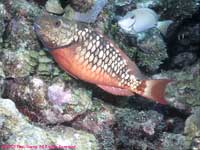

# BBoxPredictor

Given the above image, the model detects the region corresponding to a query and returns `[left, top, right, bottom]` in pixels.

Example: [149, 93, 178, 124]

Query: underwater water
[0, 0, 199, 150]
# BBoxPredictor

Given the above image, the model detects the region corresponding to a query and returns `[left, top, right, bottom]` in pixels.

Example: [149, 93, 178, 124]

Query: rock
[70, 0, 94, 13]
[72, 99, 115, 134]
[5, 16, 40, 51]
[114, 108, 164, 149]
[167, 22, 200, 58]
[0, 62, 5, 96]
[64, 0, 108, 23]
[45, 0, 64, 15]
[0, 3, 7, 44]
[136, 0, 197, 21]
[191, 136, 200, 150]
[160, 133, 190, 150]
[115, 0, 132, 7]
[36, 50, 66, 77]
[170, 52, 198, 69]
[0, 62, 5, 78]
[153, 61, 200, 109]
[72, 99, 116, 149]
[1, 50, 38, 78]
[42, 80, 93, 123]
[136, 0, 162, 8]
[184, 108, 200, 138]
[136, 28, 168, 72]
[5, 0, 42, 17]
[3, 77, 93, 124]
[0, 98, 99, 150]
[159, 0, 197, 20]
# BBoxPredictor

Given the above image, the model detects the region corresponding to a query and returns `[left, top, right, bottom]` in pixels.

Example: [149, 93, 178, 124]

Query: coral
[159, 0, 198, 20]
[0, 3, 7, 44]
[157, 61, 200, 108]
[170, 52, 198, 69]
[70, 0, 94, 13]
[191, 136, 200, 150]
[136, 28, 168, 72]
[4, 0, 42, 17]
[115, 0, 132, 7]
[0, 98, 99, 150]
[72, 99, 115, 134]
[0, 62, 5, 97]
[42, 80, 93, 123]
[136, 0, 162, 8]
[3, 77, 93, 124]
[64, 0, 108, 23]
[184, 108, 200, 138]
[45, 0, 64, 15]
[48, 83, 72, 105]
[0, 62, 5, 78]
[1, 50, 38, 78]
[5, 16, 40, 51]
[114, 108, 164, 149]
[160, 133, 190, 150]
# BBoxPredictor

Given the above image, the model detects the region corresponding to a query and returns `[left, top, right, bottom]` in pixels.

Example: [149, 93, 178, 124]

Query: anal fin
[97, 84, 134, 96]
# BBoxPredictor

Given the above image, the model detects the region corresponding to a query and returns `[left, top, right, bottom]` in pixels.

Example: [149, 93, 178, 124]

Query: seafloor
[0, 0, 199, 150]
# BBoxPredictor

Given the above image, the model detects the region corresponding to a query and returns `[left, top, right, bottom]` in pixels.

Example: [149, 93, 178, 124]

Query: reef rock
[64, 0, 108, 23]
[5, 16, 40, 51]
[5, 0, 42, 17]
[1, 50, 38, 78]
[184, 108, 200, 139]
[0, 98, 98, 150]
[0, 2, 7, 44]
[72, 99, 115, 134]
[160, 133, 190, 150]
[154, 61, 200, 109]
[45, 0, 64, 15]
[3, 77, 93, 124]
[114, 108, 164, 149]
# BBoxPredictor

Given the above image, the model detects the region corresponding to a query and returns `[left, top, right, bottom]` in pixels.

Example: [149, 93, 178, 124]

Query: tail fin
[134, 79, 172, 104]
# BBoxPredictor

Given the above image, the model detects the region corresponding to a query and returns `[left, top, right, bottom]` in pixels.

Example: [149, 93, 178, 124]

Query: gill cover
[34, 15, 76, 50]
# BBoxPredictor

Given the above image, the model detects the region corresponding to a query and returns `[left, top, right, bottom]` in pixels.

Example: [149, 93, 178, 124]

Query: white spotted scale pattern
[74, 26, 141, 90]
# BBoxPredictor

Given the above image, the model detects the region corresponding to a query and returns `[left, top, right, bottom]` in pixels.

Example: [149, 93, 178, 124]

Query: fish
[118, 8, 158, 34]
[34, 15, 171, 104]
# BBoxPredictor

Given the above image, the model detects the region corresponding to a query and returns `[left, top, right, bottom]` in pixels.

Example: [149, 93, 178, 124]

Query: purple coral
[74, 0, 108, 23]
[47, 84, 72, 105]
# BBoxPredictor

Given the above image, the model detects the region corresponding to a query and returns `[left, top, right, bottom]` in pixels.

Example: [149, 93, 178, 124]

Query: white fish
[118, 8, 159, 34]
[157, 20, 174, 36]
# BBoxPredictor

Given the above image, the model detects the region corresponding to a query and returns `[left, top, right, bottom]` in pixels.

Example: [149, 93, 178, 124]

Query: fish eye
[54, 20, 61, 27]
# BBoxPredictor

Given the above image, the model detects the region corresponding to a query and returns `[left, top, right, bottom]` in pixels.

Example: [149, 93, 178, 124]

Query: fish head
[34, 15, 76, 50]
[118, 12, 136, 34]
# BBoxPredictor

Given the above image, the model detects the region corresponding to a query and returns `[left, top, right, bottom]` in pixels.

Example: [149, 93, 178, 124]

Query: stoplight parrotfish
[34, 15, 171, 104]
